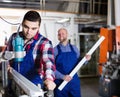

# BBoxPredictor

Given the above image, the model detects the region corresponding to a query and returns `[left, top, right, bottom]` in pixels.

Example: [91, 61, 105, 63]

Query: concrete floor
[81, 77, 101, 97]
[0, 76, 102, 97]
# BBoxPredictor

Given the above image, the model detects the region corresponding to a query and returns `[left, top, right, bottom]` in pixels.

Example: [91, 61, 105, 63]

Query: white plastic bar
[114, 0, 120, 26]
[58, 36, 105, 91]
[10, 68, 44, 97]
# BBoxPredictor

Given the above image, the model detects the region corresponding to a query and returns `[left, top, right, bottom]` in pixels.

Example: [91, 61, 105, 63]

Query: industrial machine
[0, 26, 53, 97]
[0, 35, 44, 97]
[99, 27, 120, 97]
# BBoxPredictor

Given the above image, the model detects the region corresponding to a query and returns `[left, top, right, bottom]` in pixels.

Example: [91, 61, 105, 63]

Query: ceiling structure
[0, 0, 80, 13]
[0, 0, 108, 14]
[0, 0, 108, 25]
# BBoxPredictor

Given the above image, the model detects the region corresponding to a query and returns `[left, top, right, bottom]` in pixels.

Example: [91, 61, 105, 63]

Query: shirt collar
[59, 42, 69, 47]
[19, 31, 41, 41]
[33, 32, 41, 41]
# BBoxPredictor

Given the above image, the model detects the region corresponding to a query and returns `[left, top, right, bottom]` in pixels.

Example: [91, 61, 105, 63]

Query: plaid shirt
[7, 32, 56, 81]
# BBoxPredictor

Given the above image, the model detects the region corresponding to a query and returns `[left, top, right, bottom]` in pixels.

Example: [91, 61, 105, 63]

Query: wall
[0, 8, 78, 47]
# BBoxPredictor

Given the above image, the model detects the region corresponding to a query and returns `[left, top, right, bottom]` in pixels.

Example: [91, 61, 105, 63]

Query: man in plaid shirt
[6, 10, 56, 93]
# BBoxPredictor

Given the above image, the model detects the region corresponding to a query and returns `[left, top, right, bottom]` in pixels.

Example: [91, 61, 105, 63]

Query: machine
[99, 27, 120, 97]
[0, 26, 53, 97]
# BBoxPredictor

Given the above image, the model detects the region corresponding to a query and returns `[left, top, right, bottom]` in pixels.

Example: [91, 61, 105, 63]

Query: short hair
[22, 10, 41, 26]
[58, 28, 68, 34]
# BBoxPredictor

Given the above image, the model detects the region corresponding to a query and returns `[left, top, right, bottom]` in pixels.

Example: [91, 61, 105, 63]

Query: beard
[59, 37, 67, 43]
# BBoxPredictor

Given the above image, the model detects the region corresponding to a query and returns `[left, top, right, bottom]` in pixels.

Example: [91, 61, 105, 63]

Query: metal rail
[10, 68, 44, 97]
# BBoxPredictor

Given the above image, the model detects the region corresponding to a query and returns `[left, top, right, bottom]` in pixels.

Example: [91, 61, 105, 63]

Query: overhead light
[56, 18, 70, 23]
[2, 0, 12, 3]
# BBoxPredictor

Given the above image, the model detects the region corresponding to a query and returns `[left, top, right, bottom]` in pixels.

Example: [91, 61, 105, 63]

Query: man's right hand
[63, 75, 72, 82]
[44, 79, 56, 90]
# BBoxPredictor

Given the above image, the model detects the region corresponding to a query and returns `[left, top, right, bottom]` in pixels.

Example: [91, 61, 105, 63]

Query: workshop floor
[0, 76, 102, 97]
[81, 77, 101, 97]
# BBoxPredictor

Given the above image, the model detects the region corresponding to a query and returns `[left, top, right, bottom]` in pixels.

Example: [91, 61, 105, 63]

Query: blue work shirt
[54, 43, 80, 79]
[54, 43, 80, 58]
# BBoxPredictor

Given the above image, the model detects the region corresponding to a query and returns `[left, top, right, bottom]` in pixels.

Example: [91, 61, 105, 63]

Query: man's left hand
[44, 79, 56, 90]
[85, 54, 91, 61]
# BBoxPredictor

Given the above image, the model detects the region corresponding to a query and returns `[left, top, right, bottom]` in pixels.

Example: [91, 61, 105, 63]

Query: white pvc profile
[10, 68, 44, 97]
[58, 36, 105, 91]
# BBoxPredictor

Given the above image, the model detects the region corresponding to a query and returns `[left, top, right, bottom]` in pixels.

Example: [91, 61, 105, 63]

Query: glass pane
[78, 33, 99, 77]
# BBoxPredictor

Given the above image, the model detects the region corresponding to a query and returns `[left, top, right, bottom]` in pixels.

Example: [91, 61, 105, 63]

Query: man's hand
[85, 54, 91, 61]
[44, 79, 56, 90]
[7, 64, 12, 72]
[63, 75, 72, 82]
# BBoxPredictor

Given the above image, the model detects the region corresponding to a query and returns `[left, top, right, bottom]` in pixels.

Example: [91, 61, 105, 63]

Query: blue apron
[54, 45, 81, 97]
[12, 38, 43, 87]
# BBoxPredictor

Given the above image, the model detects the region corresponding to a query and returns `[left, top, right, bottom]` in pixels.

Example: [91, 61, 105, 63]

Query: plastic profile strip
[58, 36, 105, 91]
[10, 68, 44, 97]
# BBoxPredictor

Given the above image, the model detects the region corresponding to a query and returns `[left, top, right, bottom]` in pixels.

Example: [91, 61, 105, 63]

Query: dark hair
[22, 10, 41, 26]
